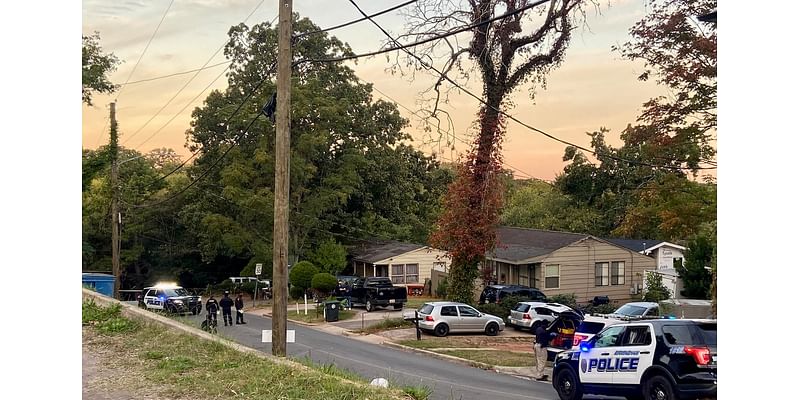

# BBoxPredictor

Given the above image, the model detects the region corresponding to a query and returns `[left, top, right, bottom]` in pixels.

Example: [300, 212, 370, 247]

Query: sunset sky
[82, 0, 677, 182]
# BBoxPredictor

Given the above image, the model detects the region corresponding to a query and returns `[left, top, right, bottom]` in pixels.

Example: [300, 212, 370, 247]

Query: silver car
[507, 301, 572, 331]
[414, 301, 505, 337]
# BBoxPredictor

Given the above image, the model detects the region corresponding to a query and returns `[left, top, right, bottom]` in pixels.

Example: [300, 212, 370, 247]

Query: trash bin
[324, 300, 339, 322]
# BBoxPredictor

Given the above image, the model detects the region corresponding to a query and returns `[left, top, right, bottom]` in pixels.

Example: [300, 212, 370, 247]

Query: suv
[479, 285, 547, 304]
[545, 314, 627, 361]
[507, 302, 572, 331]
[608, 301, 661, 319]
[552, 319, 717, 400]
[138, 284, 202, 315]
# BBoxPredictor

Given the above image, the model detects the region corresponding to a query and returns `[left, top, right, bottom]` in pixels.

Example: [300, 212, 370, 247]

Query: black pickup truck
[350, 277, 407, 311]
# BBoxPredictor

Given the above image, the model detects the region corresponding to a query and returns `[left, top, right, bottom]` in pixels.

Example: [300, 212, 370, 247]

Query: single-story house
[483, 227, 657, 304]
[608, 239, 688, 299]
[350, 241, 450, 289]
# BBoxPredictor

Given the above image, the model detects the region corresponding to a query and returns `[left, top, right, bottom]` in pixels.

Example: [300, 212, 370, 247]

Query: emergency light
[580, 341, 592, 352]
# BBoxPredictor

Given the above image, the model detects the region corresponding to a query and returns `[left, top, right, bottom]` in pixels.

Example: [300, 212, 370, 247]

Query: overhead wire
[344, 0, 715, 171]
[294, 0, 417, 39]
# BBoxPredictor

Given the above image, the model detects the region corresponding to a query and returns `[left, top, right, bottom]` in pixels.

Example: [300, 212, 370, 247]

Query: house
[350, 241, 450, 290]
[483, 227, 657, 304]
[608, 239, 688, 299]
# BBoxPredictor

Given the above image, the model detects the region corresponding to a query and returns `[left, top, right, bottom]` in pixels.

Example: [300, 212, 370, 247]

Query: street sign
[255, 263, 263, 276]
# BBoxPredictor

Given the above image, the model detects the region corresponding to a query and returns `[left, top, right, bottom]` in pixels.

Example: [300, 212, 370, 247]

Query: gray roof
[490, 227, 587, 263]
[606, 239, 663, 253]
[351, 241, 426, 264]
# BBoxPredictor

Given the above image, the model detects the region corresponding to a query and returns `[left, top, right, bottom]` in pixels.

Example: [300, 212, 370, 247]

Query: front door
[579, 325, 625, 385]
[144, 289, 164, 310]
[613, 324, 656, 385]
[457, 305, 482, 331]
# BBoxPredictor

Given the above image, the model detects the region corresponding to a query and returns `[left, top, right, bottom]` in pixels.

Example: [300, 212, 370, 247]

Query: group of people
[204, 291, 247, 328]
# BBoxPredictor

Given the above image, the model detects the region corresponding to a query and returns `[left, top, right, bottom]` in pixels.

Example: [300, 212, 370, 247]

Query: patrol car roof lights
[579, 340, 592, 352]
[153, 282, 179, 289]
[684, 346, 712, 365]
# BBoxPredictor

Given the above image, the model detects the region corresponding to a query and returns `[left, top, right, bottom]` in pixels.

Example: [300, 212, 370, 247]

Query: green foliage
[82, 300, 138, 334]
[289, 261, 319, 292]
[643, 272, 672, 302]
[82, 32, 119, 105]
[585, 303, 617, 314]
[309, 239, 347, 276]
[311, 272, 338, 296]
[289, 285, 305, 300]
[435, 278, 448, 298]
[477, 295, 525, 319]
[444, 260, 480, 304]
[502, 180, 603, 236]
[678, 234, 714, 299]
[402, 385, 433, 400]
[547, 293, 578, 309]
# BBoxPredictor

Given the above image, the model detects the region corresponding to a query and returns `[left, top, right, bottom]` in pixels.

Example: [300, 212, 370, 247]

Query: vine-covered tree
[82, 32, 120, 106]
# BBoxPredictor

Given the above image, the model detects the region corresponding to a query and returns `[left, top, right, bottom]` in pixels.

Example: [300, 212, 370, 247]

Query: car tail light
[572, 334, 588, 346]
[684, 346, 712, 365]
[523, 314, 532, 320]
[425, 315, 434, 322]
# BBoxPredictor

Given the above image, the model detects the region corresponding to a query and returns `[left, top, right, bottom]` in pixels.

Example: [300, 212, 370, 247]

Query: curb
[382, 341, 494, 370]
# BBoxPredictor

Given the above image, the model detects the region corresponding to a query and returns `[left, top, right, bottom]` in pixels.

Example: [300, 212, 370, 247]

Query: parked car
[608, 301, 661, 319]
[552, 319, 717, 400]
[349, 277, 408, 311]
[137, 283, 202, 315]
[507, 302, 573, 331]
[415, 301, 505, 337]
[479, 284, 547, 304]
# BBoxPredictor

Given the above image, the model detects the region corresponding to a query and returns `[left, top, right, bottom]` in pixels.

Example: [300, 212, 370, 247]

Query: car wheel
[167, 305, 177, 314]
[365, 299, 374, 312]
[644, 375, 676, 400]
[434, 323, 449, 337]
[485, 322, 499, 336]
[554, 368, 583, 400]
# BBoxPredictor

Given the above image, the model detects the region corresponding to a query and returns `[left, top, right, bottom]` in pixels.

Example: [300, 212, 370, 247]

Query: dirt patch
[445, 336, 533, 353]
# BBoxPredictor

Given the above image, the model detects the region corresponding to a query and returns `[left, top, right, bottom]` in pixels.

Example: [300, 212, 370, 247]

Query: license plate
[389, 299, 395, 304]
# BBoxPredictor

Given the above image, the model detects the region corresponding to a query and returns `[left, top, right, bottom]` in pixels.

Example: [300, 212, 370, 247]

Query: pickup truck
[350, 277, 407, 311]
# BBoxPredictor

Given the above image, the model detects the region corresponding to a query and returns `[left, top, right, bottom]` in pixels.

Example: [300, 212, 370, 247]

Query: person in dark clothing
[235, 293, 246, 324]
[205, 295, 219, 329]
[533, 324, 553, 381]
[219, 291, 234, 326]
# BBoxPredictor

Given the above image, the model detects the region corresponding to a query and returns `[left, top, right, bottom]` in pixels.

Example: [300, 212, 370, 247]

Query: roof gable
[351, 241, 426, 264]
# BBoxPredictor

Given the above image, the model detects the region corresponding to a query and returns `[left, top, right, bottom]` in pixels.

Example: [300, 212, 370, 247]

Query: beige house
[350, 241, 450, 290]
[484, 227, 656, 304]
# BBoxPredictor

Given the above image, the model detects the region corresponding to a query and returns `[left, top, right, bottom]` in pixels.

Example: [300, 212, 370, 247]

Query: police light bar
[579, 341, 592, 352]
[153, 282, 179, 289]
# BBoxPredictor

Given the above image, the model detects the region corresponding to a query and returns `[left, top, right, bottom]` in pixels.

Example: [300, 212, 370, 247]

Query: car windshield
[163, 288, 189, 297]
[418, 304, 434, 314]
[614, 304, 647, 316]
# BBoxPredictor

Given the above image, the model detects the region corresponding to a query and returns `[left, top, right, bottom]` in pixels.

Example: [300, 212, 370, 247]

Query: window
[545, 264, 560, 289]
[513, 303, 530, 312]
[595, 262, 609, 286]
[594, 325, 625, 348]
[458, 306, 479, 317]
[440, 306, 458, 316]
[391, 264, 405, 284]
[661, 325, 694, 345]
[534, 307, 553, 316]
[611, 261, 625, 285]
[622, 326, 652, 346]
[405, 264, 419, 283]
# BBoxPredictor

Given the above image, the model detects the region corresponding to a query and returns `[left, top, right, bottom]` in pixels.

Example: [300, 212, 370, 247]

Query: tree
[502, 179, 603, 235]
[398, 1, 590, 303]
[678, 233, 713, 299]
[82, 32, 120, 106]
[289, 261, 320, 294]
[643, 271, 671, 302]
[311, 272, 338, 298]
[309, 239, 347, 276]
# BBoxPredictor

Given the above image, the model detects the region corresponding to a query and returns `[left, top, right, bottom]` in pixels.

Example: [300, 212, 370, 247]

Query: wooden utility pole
[110, 102, 121, 299]
[272, 0, 292, 357]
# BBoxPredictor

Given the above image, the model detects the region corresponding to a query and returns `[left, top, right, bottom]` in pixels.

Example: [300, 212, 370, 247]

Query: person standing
[533, 324, 552, 381]
[235, 293, 246, 324]
[205, 294, 219, 329]
[219, 291, 234, 326]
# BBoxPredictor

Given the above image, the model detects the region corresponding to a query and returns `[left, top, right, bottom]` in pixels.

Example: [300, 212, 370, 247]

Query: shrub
[435, 278, 448, 298]
[584, 303, 617, 315]
[547, 293, 578, 309]
[643, 271, 672, 302]
[289, 261, 320, 292]
[289, 285, 305, 300]
[309, 239, 347, 276]
[476, 303, 506, 318]
[311, 273, 338, 295]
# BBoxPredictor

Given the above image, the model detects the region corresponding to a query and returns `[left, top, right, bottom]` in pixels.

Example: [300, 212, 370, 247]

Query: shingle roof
[490, 227, 587, 263]
[606, 238, 663, 253]
[351, 241, 426, 264]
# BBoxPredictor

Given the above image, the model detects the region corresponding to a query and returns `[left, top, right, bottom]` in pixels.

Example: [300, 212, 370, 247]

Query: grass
[404, 296, 440, 311]
[437, 350, 534, 367]
[396, 337, 471, 350]
[355, 317, 414, 334]
[82, 299, 411, 400]
[288, 308, 356, 323]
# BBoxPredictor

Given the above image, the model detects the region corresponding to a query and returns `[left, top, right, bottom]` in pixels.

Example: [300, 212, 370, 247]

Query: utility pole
[272, 0, 292, 357]
[110, 102, 121, 299]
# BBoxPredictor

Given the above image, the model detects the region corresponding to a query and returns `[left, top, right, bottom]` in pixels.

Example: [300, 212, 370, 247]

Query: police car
[551, 319, 716, 400]
[137, 283, 202, 315]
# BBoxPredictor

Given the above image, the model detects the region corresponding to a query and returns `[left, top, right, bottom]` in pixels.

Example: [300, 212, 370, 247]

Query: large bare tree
[391, 0, 591, 302]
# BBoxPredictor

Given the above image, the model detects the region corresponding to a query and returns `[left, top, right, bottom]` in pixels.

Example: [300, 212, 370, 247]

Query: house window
[545, 264, 560, 289]
[611, 261, 625, 285]
[405, 264, 419, 283]
[391, 264, 405, 284]
[595, 262, 609, 286]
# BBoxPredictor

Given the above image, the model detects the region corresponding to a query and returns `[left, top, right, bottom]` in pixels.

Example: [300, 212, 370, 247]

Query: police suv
[137, 283, 202, 315]
[551, 319, 716, 400]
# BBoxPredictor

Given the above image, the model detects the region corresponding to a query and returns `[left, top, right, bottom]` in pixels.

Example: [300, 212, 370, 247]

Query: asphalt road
[172, 310, 585, 400]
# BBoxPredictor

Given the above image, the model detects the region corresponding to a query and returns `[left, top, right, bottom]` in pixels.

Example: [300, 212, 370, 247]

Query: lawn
[82, 299, 419, 400]
[437, 350, 534, 367]
[404, 296, 441, 310]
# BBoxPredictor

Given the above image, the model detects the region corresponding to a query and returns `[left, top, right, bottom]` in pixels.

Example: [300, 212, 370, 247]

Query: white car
[546, 314, 627, 361]
[507, 302, 573, 331]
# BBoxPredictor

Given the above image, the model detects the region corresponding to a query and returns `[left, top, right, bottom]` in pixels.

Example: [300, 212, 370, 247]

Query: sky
[81, 0, 675, 182]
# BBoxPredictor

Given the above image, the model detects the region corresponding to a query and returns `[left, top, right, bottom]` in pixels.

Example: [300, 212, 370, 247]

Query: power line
[121, 61, 231, 86]
[116, 0, 176, 100]
[294, 0, 417, 39]
[123, 1, 270, 146]
[347, 0, 715, 172]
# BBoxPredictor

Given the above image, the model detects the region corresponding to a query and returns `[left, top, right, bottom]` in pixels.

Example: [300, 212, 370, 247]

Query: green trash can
[324, 300, 339, 322]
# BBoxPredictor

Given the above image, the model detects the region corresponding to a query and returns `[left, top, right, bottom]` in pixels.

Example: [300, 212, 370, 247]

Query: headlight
[172, 299, 184, 304]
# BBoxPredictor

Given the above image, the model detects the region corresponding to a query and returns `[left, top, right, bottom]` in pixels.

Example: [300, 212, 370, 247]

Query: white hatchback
[507, 302, 573, 331]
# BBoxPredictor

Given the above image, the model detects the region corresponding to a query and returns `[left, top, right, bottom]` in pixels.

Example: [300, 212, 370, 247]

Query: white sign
[262, 330, 295, 343]
[255, 263, 263, 275]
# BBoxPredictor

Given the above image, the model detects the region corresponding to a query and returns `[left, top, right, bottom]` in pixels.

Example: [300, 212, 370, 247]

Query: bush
[289, 285, 305, 300]
[309, 239, 347, 276]
[435, 278, 448, 298]
[289, 261, 320, 292]
[643, 271, 672, 302]
[476, 295, 526, 319]
[311, 273, 338, 294]
[584, 303, 617, 315]
[547, 293, 578, 309]
[476, 303, 506, 318]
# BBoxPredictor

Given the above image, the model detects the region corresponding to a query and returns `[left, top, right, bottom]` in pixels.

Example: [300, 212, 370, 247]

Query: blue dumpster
[82, 273, 115, 297]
